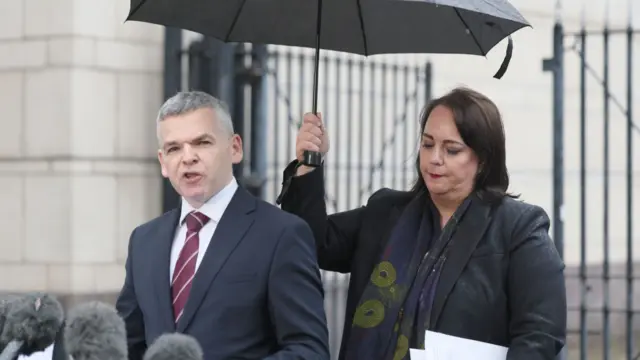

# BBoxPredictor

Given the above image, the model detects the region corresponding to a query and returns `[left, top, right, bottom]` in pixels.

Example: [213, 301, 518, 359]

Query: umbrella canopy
[128, 0, 528, 59]
[128, 0, 530, 166]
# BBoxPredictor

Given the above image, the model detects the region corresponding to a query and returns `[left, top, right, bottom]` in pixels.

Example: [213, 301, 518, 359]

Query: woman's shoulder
[490, 197, 553, 249]
[493, 197, 550, 225]
[365, 187, 414, 208]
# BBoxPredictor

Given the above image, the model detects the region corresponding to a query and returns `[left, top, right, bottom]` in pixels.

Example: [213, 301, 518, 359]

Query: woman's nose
[429, 148, 443, 165]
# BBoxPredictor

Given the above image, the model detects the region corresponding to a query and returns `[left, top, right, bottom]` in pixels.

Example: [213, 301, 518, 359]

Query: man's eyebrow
[192, 134, 214, 141]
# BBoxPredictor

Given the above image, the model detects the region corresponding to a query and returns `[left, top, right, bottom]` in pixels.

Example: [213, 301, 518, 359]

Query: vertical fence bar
[162, 28, 183, 212]
[232, 45, 247, 179]
[413, 65, 421, 180]
[335, 56, 341, 210]
[249, 45, 268, 198]
[602, 21, 611, 360]
[298, 52, 306, 137]
[542, 22, 565, 359]
[346, 58, 354, 209]
[380, 63, 387, 187]
[625, 21, 634, 360]
[332, 55, 341, 356]
[357, 59, 365, 204]
[368, 63, 376, 193]
[425, 62, 433, 104]
[285, 50, 293, 169]
[578, 25, 588, 360]
[272, 51, 280, 198]
[322, 55, 330, 193]
[542, 23, 566, 260]
[402, 65, 410, 188]
[391, 64, 399, 189]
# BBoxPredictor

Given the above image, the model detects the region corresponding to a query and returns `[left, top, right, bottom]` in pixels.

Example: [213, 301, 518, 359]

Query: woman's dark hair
[410, 86, 517, 202]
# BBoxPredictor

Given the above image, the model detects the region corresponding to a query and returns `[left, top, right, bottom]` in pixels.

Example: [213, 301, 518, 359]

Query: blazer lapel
[176, 187, 257, 332]
[151, 208, 180, 332]
[430, 198, 492, 328]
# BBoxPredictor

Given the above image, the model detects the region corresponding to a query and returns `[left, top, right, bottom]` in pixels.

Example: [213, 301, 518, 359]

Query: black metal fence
[263, 46, 433, 356]
[162, 30, 433, 359]
[543, 19, 639, 360]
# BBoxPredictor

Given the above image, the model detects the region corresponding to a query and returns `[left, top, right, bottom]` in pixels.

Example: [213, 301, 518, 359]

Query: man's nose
[181, 145, 198, 163]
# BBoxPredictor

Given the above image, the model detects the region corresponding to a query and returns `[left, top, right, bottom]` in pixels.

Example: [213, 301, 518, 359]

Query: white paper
[409, 331, 507, 360]
[18, 345, 53, 360]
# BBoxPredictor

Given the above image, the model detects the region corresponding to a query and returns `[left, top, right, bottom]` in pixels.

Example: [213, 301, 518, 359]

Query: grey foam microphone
[143, 333, 203, 360]
[64, 301, 127, 360]
[0, 293, 64, 360]
[0, 296, 18, 352]
[0, 296, 17, 340]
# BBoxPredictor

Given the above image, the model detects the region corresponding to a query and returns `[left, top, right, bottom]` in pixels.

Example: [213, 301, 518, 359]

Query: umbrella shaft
[312, 0, 323, 115]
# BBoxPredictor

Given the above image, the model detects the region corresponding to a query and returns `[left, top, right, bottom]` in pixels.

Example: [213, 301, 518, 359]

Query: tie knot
[185, 211, 209, 232]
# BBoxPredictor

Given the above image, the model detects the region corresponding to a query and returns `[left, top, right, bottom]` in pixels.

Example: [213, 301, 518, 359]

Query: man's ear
[158, 149, 169, 178]
[230, 134, 244, 164]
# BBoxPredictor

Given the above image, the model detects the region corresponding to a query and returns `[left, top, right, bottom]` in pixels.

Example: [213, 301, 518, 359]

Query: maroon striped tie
[171, 211, 209, 323]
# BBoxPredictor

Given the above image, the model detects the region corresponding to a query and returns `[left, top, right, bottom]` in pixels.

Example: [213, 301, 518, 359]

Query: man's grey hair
[156, 91, 234, 143]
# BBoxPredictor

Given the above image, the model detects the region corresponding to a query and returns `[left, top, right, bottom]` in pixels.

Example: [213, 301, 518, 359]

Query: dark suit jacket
[51, 322, 67, 360]
[278, 163, 567, 360]
[116, 186, 330, 360]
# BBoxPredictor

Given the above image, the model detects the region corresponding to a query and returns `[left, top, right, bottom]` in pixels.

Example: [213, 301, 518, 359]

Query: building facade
[0, 0, 638, 357]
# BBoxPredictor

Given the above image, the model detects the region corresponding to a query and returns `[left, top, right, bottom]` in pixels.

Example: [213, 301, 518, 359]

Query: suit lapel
[430, 198, 492, 328]
[176, 187, 257, 332]
[151, 208, 180, 332]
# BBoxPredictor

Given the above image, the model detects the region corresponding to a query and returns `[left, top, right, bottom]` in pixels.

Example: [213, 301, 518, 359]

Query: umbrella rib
[356, 0, 369, 56]
[454, 9, 486, 57]
[224, 0, 248, 42]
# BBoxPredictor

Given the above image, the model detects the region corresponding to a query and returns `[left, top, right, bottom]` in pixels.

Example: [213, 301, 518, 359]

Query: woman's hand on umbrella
[296, 112, 330, 175]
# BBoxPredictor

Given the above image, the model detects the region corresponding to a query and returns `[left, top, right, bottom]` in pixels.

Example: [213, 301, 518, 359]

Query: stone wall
[0, 0, 163, 298]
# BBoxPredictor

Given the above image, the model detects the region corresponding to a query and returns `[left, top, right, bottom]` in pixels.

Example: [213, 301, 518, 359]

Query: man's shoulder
[130, 208, 179, 238]
[253, 197, 307, 229]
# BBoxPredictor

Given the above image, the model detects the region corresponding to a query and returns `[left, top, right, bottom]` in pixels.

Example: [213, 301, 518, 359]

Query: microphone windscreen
[0, 292, 64, 355]
[64, 301, 127, 360]
[143, 333, 203, 360]
[0, 296, 17, 340]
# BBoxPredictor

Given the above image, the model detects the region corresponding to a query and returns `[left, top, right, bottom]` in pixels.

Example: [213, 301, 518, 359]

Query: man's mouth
[183, 172, 202, 180]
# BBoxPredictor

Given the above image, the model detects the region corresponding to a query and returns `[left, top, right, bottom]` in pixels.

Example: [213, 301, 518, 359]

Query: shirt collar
[179, 177, 239, 225]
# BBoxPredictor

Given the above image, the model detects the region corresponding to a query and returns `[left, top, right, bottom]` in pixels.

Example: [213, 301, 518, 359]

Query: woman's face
[420, 105, 479, 202]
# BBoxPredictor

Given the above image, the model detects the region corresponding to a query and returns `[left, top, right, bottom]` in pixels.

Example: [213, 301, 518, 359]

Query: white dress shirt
[18, 345, 53, 360]
[169, 177, 238, 282]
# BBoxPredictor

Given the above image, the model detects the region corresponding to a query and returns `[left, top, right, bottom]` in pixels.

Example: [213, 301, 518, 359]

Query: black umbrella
[127, 0, 530, 166]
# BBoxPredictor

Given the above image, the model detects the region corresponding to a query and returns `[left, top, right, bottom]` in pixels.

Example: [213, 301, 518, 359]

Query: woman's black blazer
[278, 162, 567, 360]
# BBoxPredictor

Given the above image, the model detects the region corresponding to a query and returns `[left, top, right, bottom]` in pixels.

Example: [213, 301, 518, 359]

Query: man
[115, 91, 329, 360]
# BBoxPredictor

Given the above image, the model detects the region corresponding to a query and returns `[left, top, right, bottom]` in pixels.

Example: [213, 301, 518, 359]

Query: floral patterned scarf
[344, 192, 471, 360]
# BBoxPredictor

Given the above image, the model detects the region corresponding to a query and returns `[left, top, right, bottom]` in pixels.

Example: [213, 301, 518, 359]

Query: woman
[277, 86, 566, 360]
